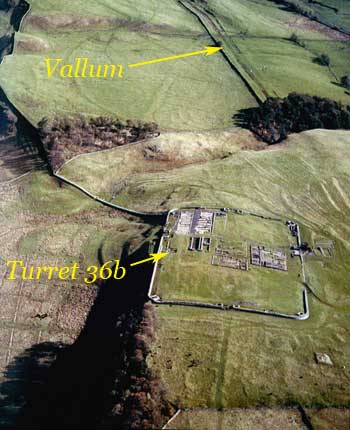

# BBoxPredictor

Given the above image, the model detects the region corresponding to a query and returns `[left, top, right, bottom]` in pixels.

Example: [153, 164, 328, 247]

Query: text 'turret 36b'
[6, 260, 126, 284]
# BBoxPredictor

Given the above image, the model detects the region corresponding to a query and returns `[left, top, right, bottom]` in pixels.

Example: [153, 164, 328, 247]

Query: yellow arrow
[128, 46, 223, 69]
[130, 252, 168, 267]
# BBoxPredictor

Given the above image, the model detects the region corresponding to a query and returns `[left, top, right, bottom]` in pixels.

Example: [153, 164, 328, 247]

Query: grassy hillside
[0, 170, 160, 426]
[1, 0, 350, 131]
[167, 407, 350, 429]
[182, 0, 350, 103]
[0, 0, 257, 130]
[58, 128, 263, 195]
[59, 128, 350, 408]
[1, 0, 349, 424]
[273, 0, 350, 34]
[59, 129, 350, 313]
[151, 293, 349, 408]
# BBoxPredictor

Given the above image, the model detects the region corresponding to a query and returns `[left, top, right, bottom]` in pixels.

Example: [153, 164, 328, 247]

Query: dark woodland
[38, 116, 159, 171]
[238, 93, 350, 144]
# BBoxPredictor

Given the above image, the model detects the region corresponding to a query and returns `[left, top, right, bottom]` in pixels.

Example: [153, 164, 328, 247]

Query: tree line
[38, 116, 159, 171]
[246, 93, 350, 143]
[120, 303, 174, 429]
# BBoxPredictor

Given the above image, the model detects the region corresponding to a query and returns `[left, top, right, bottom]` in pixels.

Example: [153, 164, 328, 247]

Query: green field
[0, 0, 257, 130]
[60, 129, 350, 409]
[1, 0, 350, 132]
[60, 129, 350, 313]
[1, 170, 157, 266]
[58, 127, 263, 197]
[180, 0, 350, 103]
[166, 407, 350, 429]
[283, 0, 350, 33]
[1, 0, 350, 425]
[0, 170, 159, 426]
[149, 303, 349, 408]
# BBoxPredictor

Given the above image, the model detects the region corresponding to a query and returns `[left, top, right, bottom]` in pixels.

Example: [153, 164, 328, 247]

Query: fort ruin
[149, 207, 311, 320]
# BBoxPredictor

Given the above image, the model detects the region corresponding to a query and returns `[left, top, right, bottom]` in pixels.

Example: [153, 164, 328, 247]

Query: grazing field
[1, 0, 350, 132]
[166, 407, 350, 430]
[58, 128, 264, 197]
[0, 0, 257, 130]
[0, 172, 156, 427]
[1, 171, 155, 266]
[180, 0, 350, 103]
[150, 302, 349, 408]
[61, 129, 350, 409]
[61, 129, 350, 221]
[276, 0, 350, 34]
[1, 0, 350, 426]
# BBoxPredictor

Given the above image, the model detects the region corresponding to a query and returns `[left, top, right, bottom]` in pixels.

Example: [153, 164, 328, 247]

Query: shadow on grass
[330, 81, 349, 95]
[0, 238, 161, 429]
[265, 1, 300, 13]
[232, 107, 257, 129]
[0, 342, 66, 429]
